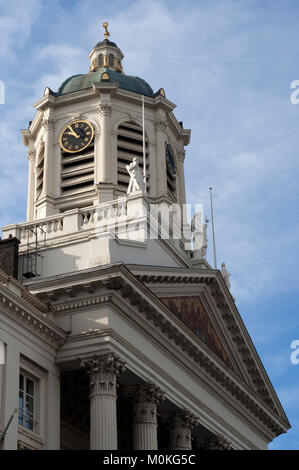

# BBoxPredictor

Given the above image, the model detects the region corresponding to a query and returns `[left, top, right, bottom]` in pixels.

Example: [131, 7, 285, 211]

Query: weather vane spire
[102, 22, 110, 40]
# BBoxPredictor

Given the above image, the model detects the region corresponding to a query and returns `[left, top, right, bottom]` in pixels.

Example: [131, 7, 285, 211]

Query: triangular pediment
[127, 264, 290, 424]
[161, 296, 236, 372]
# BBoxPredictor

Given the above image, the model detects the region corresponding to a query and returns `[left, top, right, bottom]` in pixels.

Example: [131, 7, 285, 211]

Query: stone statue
[191, 214, 209, 260]
[201, 216, 209, 258]
[126, 157, 145, 194]
[221, 262, 231, 290]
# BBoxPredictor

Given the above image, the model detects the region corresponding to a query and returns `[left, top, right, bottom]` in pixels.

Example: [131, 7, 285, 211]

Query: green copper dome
[57, 68, 154, 98]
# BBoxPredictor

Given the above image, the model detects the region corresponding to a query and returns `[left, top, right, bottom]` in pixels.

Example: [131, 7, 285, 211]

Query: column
[133, 383, 164, 450]
[168, 411, 198, 450]
[98, 103, 112, 183]
[205, 435, 232, 450]
[37, 115, 56, 217]
[42, 116, 55, 197]
[155, 119, 168, 197]
[96, 103, 115, 203]
[176, 150, 186, 209]
[26, 147, 36, 222]
[81, 353, 125, 450]
[46, 367, 61, 450]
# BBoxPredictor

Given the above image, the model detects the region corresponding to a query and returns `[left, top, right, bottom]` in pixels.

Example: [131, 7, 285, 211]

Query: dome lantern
[89, 22, 124, 74]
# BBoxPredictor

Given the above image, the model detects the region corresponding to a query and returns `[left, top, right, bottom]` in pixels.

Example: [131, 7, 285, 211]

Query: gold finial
[102, 22, 110, 40]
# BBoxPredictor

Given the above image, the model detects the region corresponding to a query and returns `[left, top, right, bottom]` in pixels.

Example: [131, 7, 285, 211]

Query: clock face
[166, 143, 177, 176]
[59, 120, 94, 153]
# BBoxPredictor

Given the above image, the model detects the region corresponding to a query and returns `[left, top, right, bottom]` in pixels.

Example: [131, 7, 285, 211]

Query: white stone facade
[0, 30, 290, 450]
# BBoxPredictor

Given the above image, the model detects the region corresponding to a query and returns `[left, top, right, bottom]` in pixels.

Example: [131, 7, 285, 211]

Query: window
[98, 54, 104, 66]
[18, 372, 38, 432]
[109, 54, 114, 66]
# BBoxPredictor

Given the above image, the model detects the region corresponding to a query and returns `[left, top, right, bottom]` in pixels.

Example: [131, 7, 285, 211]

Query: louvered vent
[61, 143, 94, 196]
[117, 122, 149, 194]
[36, 144, 44, 200]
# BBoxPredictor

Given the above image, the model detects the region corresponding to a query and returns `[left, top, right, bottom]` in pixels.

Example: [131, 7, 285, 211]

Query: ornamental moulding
[45, 273, 285, 435]
[42, 117, 55, 130]
[135, 272, 275, 410]
[154, 119, 167, 131]
[0, 290, 65, 347]
[99, 103, 112, 116]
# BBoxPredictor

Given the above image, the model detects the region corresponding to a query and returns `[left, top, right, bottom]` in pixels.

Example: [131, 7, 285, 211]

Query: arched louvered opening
[117, 121, 150, 194]
[98, 54, 104, 67]
[61, 141, 95, 197]
[109, 54, 114, 67]
[36, 144, 44, 200]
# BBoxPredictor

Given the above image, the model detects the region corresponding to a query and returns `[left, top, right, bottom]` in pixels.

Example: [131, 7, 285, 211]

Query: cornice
[168, 112, 191, 146]
[0, 282, 66, 348]
[28, 263, 289, 436]
[57, 304, 268, 447]
[131, 269, 284, 415]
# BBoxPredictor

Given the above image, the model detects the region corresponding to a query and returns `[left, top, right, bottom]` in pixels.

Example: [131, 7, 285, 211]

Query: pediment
[128, 264, 290, 423]
[161, 296, 235, 372]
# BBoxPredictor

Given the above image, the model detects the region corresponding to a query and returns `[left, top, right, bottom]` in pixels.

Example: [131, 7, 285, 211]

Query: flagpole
[142, 95, 147, 193]
[209, 187, 217, 269]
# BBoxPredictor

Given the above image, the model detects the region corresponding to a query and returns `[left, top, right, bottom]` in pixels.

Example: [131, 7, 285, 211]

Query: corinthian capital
[176, 150, 185, 163]
[174, 410, 199, 429]
[204, 435, 232, 450]
[132, 383, 165, 425]
[27, 148, 36, 162]
[99, 103, 112, 117]
[136, 383, 165, 404]
[80, 352, 126, 396]
[154, 119, 167, 131]
[43, 117, 55, 130]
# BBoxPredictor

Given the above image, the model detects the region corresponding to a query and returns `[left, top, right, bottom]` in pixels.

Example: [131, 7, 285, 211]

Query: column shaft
[90, 393, 117, 450]
[81, 353, 125, 450]
[155, 119, 168, 197]
[97, 103, 112, 182]
[177, 150, 186, 210]
[42, 116, 55, 197]
[26, 149, 36, 221]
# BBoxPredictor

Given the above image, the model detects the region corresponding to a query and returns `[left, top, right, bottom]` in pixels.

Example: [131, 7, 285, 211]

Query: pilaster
[26, 147, 36, 222]
[155, 118, 168, 197]
[176, 149, 186, 211]
[39, 115, 56, 217]
[97, 102, 112, 184]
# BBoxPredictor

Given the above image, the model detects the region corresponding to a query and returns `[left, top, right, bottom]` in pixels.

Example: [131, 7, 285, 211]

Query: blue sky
[0, 0, 298, 449]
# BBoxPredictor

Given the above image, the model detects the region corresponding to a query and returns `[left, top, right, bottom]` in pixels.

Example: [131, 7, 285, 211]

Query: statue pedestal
[126, 192, 149, 242]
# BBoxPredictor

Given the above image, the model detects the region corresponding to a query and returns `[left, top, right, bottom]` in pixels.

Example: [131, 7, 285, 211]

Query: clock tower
[0, 24, 290, 451]
[22, 23, 190, 222]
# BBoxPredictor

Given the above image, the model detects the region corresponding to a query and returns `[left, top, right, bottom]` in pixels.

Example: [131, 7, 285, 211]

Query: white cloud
[0, 0, 42, 61]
